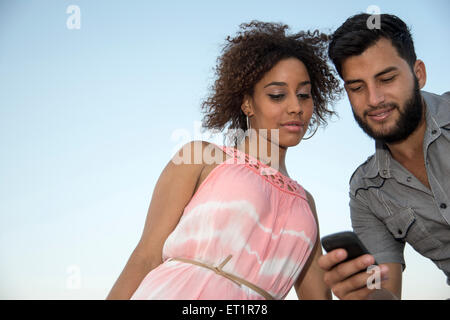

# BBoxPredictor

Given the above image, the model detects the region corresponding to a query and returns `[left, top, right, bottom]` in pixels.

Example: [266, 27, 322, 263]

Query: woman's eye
[297, 93, 311, 99]
[268, 94, 285, 101]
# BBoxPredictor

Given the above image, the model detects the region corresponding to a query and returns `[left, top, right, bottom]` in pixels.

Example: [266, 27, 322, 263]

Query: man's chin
[359, 120, 397, 141]
[368, 125, 396, 139]
[364, 126, 410, 144]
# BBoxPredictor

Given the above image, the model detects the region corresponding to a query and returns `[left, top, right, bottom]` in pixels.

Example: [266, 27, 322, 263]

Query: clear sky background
[0, 0, 449, 299]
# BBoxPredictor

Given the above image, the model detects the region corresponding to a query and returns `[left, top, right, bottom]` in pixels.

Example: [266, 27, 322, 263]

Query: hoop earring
[302, 119, 319, 140]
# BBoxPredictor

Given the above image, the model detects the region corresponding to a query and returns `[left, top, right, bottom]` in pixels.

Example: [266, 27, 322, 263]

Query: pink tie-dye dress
[131, 143, 317, 300]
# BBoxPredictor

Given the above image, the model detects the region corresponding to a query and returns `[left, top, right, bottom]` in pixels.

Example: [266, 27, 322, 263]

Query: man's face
[341, 38, 424, 143]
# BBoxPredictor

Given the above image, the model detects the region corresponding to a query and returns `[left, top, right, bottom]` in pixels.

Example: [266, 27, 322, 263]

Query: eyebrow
[344, 66, 399, 85]
[263, 81, 311, 88]
[374, 66, 398, 78]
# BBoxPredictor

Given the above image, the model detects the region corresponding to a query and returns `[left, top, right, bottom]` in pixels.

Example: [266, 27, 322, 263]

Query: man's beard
[352, 79, 424, 144]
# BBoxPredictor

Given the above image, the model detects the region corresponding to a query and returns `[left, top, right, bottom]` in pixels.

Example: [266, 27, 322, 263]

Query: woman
[107, 21, 341, 300]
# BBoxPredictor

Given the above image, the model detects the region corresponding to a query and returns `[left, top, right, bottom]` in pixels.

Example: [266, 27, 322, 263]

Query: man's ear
[413, 59, 427, 89]
[241, 95, 254, 117]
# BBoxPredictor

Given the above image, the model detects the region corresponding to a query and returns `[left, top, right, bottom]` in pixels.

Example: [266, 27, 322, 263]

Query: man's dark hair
[328, 13, 417, 78]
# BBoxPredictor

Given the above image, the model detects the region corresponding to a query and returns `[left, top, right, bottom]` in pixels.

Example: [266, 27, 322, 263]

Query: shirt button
[431, 130, 437, 134]
[440, 203, 447, 209]
[382, 170, 388, 175]
[406, 177, 412, 182]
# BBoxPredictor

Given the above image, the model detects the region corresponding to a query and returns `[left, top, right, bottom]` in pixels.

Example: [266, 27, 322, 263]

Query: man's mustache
[363, 103, 399, 117]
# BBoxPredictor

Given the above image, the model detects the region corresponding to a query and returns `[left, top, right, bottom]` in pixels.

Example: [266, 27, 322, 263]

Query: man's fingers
[318, 249, 347, 271]
[330, 254, 375, 282]
[322, 253, 376, 291]
[342, 277, 392, 300]
[318, 250, 392, 300]
[332, 266, 376, 298]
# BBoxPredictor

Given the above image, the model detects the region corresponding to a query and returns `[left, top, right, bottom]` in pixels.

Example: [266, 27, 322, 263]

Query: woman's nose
[287, 94, 302, 114]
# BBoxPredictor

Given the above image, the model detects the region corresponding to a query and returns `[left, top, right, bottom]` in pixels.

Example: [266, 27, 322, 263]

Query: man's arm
[349, 191, 403, 298]
[317, 191, 403, 299]
[368, 263, 402, 299]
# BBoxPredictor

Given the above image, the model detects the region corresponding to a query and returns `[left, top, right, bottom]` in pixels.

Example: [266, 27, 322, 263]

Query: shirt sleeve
[349, 191, 406, 271]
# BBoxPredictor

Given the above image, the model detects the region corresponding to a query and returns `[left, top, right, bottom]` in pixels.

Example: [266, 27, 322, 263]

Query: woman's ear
[241, 95, 254, 117]
[414, 59, 427, 89]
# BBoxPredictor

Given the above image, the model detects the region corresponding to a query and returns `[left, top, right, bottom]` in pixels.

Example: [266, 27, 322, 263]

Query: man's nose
[367, 85, 385, 107]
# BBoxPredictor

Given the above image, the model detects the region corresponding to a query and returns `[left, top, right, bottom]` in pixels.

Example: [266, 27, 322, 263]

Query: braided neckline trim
[223, 145, 305, 198]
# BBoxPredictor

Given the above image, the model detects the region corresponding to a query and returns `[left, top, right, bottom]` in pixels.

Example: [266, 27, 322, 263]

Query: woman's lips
[281, 124, 304, 132]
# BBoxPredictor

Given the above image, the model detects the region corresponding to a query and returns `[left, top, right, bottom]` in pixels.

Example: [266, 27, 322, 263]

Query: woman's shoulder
[303, 188, 318, 218]
[303, 188, 314, 203]
[172, 140, 229, 167]
[173, 141, 232, 197]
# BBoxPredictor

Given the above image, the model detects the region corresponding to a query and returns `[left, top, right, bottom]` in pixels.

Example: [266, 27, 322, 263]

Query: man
[318, 13, 450, 299]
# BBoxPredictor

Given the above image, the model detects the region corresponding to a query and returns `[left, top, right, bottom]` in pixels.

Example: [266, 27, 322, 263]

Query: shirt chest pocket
[383, 206, 441, 254]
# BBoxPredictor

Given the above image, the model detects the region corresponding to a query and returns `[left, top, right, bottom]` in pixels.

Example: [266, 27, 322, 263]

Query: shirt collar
[363, 141, 390, 179]
[422, 90, 450, 128]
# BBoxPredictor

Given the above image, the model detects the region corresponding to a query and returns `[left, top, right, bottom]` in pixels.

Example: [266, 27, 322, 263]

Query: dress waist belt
[167, 254, 274, 300]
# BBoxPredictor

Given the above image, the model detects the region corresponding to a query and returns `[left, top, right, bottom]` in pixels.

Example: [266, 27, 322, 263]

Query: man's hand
[318, 248, 391, 300]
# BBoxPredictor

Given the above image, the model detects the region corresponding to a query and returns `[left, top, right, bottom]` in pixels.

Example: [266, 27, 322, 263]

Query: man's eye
[349, 86, 362, 92]
[381, 76, 395, 83]
[268, 94, 285, 100]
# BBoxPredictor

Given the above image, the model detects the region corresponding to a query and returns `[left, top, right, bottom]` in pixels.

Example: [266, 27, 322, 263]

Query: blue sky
[0, 0, 449, 299]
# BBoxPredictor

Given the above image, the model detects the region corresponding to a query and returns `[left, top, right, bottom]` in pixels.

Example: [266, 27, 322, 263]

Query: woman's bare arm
[294, 190, 332, 300]
[106, 141, 209, 299]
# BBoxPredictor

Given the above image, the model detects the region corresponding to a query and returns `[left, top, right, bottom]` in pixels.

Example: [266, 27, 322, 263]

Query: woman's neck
[235, 132, 288, 176]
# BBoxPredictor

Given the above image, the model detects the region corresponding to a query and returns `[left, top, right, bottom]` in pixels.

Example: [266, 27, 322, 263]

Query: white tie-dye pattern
[163, 199, 313, 279]
[165, 200, 313, 248]
[259, 256, 303, 277]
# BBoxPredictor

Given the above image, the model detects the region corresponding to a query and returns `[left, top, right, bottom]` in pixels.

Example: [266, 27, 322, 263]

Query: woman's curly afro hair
[201, 21, 342, 145]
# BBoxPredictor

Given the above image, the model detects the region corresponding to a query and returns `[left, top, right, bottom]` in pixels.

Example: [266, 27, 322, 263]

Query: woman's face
[244, 57, 314, 148]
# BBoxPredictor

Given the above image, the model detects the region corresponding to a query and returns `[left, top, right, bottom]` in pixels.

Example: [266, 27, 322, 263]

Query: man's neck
[384, 112, 431, 190]
[385, 116, 427, 162]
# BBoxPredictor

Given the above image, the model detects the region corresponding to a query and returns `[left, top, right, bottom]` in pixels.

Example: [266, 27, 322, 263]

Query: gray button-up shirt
[349, 90, 450, 284]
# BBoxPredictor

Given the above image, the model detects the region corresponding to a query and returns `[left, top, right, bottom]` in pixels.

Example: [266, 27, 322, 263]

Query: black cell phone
[321, 231, 377, 265]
